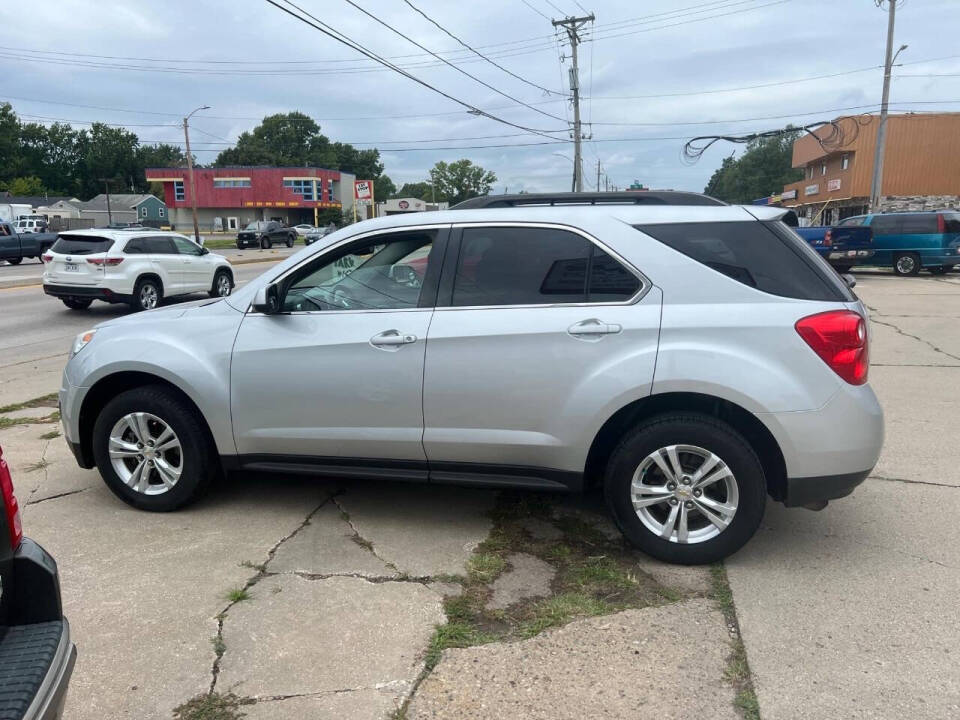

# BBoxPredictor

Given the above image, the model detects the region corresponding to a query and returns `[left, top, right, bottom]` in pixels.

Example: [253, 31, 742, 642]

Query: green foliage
[704, 129, 803, 203]
[429, 159, 496, 205]
[374, 174, 396, 201]
[0, 176, 46, 195]
[396, 181, 435, 202]
[225, 587, 250, 603]
[172, 692, 252, 720]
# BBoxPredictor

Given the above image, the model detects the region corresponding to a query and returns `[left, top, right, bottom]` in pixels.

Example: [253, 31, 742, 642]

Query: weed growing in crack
[25, 459, 50, 473]
[210, 635, 225, 658]
[467, 552, 506, 583]
[172, 692, 253, 720]
[238, 560, 265, 573]
[351, 534, 374, 551]
[39, 430, 61, 440]
[710, 563, 760, 720]
[225, 587, 250, 603]
[0, 393, 58, 415]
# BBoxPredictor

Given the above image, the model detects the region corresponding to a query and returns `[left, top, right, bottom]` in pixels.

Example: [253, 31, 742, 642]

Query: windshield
[245, 221, 267, 230]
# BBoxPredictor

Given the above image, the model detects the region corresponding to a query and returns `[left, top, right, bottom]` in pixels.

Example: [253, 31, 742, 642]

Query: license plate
[64, 262, 79, 272]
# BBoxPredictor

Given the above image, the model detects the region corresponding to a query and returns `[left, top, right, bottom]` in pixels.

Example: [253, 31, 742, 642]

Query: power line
[262, 0, 569, 140]
[520, 0, 551, 21]
[401, 0, 563, 96]
[339, 0, 567, 124]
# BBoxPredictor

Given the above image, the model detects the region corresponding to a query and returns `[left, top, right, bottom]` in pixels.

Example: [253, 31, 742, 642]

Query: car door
[144, 236, 184, 295]
[866, 214, 901, 265]
[422, 223, 662, 484]
[171, 235, 210, 292]
[230, 225, 448, 469]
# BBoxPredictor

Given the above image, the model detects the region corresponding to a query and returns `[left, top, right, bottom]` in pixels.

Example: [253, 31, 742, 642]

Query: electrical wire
[339, 0, 567, 123]
[400, 0, 563, 95]
[520, 0, 551, 21]
[261, 0, 569, 140]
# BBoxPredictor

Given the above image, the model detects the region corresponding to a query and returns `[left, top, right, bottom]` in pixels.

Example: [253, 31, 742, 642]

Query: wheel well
[135, 273, 163, 293]
[77, 371, 214, 468]
[215, 266, 234, 283]
[584, 392, 788, 500]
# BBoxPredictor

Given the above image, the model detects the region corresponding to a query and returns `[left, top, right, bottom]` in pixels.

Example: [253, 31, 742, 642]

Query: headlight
[71, 329, 97, 357]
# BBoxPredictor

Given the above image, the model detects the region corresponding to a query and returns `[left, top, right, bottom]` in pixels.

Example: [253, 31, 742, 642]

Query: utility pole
[98, 178, 113, 226]
[596, 160, 601, 192]
[552, 13, 594, 193]
[869, 1, 907, 213]
[183, 105, 210, 243]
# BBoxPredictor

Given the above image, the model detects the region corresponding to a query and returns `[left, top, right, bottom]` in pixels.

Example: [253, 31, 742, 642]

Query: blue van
[837, 211, 960, 276]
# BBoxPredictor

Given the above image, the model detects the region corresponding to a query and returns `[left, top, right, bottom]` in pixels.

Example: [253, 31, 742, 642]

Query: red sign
[354, 180, 372, 201]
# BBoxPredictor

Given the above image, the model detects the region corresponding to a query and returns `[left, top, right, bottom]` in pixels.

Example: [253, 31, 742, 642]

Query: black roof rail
[451, 191, 725, 210]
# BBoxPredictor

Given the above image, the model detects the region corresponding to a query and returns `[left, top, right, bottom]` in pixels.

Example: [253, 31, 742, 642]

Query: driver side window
[280, 230, 435, 312]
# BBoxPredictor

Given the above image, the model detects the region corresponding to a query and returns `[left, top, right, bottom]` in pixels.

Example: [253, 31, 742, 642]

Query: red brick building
[145, 166, 356, 231]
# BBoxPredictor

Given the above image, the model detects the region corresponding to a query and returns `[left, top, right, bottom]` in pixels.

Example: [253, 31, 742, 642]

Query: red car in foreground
[0, 445, 76, 719]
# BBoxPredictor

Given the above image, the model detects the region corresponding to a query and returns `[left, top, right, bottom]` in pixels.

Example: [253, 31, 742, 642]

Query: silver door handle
[568, 319, 622, 336]
[370, 330, 417, 347]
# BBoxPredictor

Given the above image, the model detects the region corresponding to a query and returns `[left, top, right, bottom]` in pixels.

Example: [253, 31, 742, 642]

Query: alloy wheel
[140, 284, 158, 309]
[108, 412, 183, 495]
[896, 255, 917, 274]
[630, 444, 739, 544]
[216, 274, 232, 296]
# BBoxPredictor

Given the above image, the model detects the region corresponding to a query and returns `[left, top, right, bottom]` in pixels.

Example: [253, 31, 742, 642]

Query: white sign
[354, 180, 372, 201]
[827, 178, 841, 191]
[804, 184, 819, 196]
[781, 189, 797, 200]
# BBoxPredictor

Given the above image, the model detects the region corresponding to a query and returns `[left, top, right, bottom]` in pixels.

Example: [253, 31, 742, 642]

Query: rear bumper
[827, 249, 874, 261]
[783, 469, 871, 507]
[43, 284, 131, 303]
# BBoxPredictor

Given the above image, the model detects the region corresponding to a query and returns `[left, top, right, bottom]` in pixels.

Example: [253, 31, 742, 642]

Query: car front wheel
[286, 234, 294, 248]
[92, 386, 216, 511]
[210, 269, 232, 298]
[604, 413, 766, 565]
[261, 236, 272, 249]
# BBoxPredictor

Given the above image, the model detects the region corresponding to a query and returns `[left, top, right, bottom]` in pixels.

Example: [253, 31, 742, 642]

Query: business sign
[354, 180, 372, 202]
[827, 178, 842, 191]
[398, 200, 409, 209]
[781, 189, 797, 200]
[804, 184, 819, 196]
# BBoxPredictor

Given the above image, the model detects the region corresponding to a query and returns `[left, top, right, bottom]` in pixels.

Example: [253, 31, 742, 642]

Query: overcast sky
[2, 0, 958, 194]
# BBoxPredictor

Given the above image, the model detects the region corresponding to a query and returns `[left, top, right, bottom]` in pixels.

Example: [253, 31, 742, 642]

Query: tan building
[783, 113, 960, 225]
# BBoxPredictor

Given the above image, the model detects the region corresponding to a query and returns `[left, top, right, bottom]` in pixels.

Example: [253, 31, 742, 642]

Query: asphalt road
[0, 258, 285, 406]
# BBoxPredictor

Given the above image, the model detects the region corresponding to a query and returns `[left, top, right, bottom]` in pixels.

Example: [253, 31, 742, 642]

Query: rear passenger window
[869, 215, 900, 235]
[944, 214, 960, 233]
[636, 221, 849, 302]
[899, 214, 939, 234]
[124, 238, 146, 254]
[450, 227, 641, 307]
[146, 237, 176, 254]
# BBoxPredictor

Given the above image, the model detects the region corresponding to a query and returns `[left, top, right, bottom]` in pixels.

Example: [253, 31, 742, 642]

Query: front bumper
[43, 284, 131, 304]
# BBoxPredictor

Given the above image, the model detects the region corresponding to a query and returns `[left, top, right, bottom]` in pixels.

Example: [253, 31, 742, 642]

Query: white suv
[43, 229, 234, 312]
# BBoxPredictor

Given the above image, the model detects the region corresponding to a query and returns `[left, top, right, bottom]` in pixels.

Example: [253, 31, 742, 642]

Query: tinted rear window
[636, 221, 850, 302]
[899, 214, 939, 234]
[51, 235, 114, 255]
[944, 213, 960, 233]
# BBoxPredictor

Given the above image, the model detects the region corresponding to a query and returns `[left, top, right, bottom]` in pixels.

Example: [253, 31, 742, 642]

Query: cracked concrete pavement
[2, 269, 958, 719]
[726, 272, 960, 719]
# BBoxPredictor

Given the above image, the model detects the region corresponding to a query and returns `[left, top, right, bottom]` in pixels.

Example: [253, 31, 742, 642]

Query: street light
[183, 105, 210, 243]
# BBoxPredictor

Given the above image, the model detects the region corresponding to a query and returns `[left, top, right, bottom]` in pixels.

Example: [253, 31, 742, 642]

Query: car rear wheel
[62, 298, 92, 310]
[929, 264, 954, 275]
[131, 278, 162, 312]
[210, 269, 232, 298]
[893, 252, 921, 276]
[6, 257, 21, 265]
[604, 413, 766, 565]
[92, 386, 216, 511]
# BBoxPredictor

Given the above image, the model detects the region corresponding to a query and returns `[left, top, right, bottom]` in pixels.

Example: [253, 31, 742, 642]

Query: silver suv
[58, 192, 884, 564]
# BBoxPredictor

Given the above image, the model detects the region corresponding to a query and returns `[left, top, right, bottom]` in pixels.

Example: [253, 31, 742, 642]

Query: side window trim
[434, 222, 649, 310]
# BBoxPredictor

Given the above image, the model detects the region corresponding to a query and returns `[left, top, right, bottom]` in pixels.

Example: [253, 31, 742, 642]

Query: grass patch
[203, 237, 239, 250]
[467, 552, 506, 583]
[516, 592, 613, 639]
[210, 635, 226, 658]
[225, 587, 250, 603]
[25, 459, 50, 473]
[0, 393, 58, 415]
[39, 430, 61, 440]
[711, 563, 760, 720]
[425, 622, 497, 670]
[172, 692, 253, 720]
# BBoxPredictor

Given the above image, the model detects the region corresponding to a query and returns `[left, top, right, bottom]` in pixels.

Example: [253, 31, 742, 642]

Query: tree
[214, 112, 337, 168]
[374, 175, 396, 201]
[0, 176, 46, 195]
[429, 159, 496, 206]
[136, 143, 187, 171]
[73, 123, 141, 198]
[396, 181, 434, 201]
[703, 130, 803, 203]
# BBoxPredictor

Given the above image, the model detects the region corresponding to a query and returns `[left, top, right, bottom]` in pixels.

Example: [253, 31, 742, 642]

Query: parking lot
[1, 266, 958, 719]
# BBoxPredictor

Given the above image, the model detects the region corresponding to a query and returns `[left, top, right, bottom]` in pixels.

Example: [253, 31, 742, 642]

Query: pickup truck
[794, 224, 874, 272]
[0, 221, 58, 265]
[0, 443, 76, 719]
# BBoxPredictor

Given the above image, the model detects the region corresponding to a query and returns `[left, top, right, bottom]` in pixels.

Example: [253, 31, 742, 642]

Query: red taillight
[0, 445, 23, 549]
[86, 256, 124, 266]
[796, 310, 869, 385]
[823, 229, 833, 246]
[937, 213, 946, 233]
[42, 253, 53, 263]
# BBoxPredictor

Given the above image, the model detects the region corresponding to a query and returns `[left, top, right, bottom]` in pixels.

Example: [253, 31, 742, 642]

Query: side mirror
[251, 284, 281, 314]
[200, 247, 209, 255]
[841, 273, 857, 289]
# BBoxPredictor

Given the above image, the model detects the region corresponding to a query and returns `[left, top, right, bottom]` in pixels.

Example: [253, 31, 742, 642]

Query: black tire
[832, 264, 852, 274]
[261, 236, 272, 250]
[209, 268, 233, 298]
[7, 257, 22, 265]
[286, 234, 294, 248]
[929, 264, 954, 275]
[62, 297, 93, 310]
[893, 252, 921, 276]
[131, 277, 162, 312]
[92, 385, 216, 511]
[236, 241, 244, 250]
[604, 413, 767, 565]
